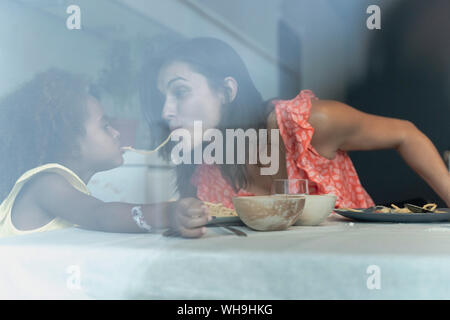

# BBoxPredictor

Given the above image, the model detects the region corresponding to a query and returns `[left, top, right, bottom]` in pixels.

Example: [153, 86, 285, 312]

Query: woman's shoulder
[266, 90, 322, 127]
[267, 99, 340, 131]
[267, 92, 344, 160]
[266, 108, 279, 130]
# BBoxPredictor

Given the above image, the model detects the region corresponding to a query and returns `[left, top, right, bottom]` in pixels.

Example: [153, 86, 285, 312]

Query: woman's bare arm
[308, 99, 450, 206]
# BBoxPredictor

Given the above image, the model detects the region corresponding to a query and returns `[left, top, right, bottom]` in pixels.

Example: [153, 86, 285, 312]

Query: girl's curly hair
[0, 68, 90, 200]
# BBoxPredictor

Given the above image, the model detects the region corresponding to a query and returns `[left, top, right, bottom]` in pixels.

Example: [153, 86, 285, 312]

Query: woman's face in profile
[157, 61, 224, 148]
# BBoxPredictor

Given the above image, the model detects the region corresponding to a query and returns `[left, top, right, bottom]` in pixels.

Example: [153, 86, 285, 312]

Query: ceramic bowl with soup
[294, 194, 337, 226]
[232, 195, 305, 231]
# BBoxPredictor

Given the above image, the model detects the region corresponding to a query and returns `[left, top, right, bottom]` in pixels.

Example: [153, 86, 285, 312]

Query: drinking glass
[271, 179, 309, 196]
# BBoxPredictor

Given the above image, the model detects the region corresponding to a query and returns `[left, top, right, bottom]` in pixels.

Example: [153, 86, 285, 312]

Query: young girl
[0, 69, 209, 238]
[140, 37, 450, 218]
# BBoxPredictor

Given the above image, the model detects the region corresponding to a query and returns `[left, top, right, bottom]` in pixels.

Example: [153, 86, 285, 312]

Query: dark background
[279, 0, 450, 207]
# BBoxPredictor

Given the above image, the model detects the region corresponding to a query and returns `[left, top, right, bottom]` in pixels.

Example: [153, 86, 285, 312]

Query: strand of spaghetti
[390, 204, 410, 213]
[423, 203, 437, 211]
[203, 201, 238, 217]
[122, 132, 173, 155]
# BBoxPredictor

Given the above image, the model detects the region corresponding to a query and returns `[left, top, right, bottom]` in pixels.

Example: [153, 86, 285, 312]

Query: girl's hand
[171, 198, 210, 238]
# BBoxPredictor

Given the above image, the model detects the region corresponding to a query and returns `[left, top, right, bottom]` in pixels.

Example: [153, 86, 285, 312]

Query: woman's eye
[174, 87, 189, 98]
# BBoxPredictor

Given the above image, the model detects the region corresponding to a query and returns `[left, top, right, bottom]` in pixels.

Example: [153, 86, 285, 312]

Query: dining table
[1, 214, 450, 299]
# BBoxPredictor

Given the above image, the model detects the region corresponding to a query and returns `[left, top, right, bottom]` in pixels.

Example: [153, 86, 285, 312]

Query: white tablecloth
[2, 215, 450, 299]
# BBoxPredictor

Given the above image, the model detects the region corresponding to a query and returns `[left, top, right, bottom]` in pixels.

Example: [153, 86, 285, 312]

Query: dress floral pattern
[191, 90, 375, 209]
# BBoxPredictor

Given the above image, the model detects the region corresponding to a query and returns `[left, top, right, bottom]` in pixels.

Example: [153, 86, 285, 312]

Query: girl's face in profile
[157, 61, 224, 148]
[77, 96, 124, 171]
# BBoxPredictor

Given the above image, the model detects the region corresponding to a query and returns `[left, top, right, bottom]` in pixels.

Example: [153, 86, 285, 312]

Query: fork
[163, 224, 247, 237]
[209, 223, 247, 237]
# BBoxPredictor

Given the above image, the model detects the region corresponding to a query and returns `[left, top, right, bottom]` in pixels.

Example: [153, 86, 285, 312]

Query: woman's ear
[222, 77, 238, 103]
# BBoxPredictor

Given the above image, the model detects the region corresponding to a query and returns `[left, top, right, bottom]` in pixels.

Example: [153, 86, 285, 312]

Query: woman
[141, 37, 450, 238]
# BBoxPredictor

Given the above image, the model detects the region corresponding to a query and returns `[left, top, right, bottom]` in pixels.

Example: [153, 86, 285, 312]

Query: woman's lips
[170, 125, 182, 132]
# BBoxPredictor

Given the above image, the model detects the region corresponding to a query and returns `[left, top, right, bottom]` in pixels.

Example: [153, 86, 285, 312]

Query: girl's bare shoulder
[11, 173, 61, 230]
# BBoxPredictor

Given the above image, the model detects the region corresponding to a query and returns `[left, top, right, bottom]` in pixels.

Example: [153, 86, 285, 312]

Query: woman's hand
[170, 197, 210, 238]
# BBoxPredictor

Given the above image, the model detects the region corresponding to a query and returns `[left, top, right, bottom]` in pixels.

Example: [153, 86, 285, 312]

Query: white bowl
[232, 195, 305, 231]
[293, 194, 336, 226]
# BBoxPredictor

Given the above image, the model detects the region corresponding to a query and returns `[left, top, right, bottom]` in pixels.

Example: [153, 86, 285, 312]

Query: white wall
[0, 0, 176, 204]
[183, 0, 400, 100]
[281, 0, 399, 100]
[1, 0, 404, 204]
[0, 0, 107, 97]
[119, 0, 283, 100]
[9, 0, 373, 101]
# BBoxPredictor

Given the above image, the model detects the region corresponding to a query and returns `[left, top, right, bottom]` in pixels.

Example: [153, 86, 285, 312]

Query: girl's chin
[118, 155, 125, 165]
[112, 154, 125, 167]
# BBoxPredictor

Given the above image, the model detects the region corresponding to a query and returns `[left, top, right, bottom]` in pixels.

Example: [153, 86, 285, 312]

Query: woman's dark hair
[0, 68, 90, 200]
[140, 37, 269, 197]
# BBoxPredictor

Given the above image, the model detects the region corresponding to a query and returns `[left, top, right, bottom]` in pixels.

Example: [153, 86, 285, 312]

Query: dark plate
[205, 216, 243, 226]
[334, 208, 450, 223]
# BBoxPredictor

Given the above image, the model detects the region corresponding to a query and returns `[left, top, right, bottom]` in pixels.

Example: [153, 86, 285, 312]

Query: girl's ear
[222, 77, 238, 104]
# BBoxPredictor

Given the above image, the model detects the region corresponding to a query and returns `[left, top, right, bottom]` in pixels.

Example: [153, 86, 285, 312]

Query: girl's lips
[120, 146, 130, 153]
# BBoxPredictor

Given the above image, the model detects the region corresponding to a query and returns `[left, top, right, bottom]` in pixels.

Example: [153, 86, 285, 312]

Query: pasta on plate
[339, 203, 445, 214]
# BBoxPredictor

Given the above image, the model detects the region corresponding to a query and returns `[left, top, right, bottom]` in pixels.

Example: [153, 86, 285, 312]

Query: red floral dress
[191, 90, 375, 209]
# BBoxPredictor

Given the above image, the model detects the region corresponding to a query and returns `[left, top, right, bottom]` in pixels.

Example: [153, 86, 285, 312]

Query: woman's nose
[111, 127, 120, 140]
[162, 99, 177, 122]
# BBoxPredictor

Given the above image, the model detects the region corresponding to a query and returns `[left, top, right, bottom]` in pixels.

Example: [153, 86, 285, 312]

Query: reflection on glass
[271, 179, 309, 196]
